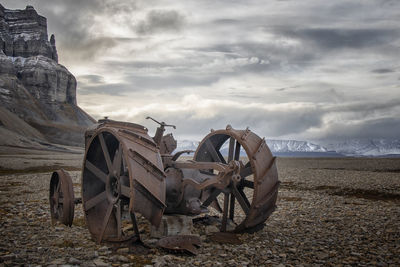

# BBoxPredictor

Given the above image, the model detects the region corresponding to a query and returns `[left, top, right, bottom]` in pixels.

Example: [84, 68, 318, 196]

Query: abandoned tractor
[49, 117, 279, 246]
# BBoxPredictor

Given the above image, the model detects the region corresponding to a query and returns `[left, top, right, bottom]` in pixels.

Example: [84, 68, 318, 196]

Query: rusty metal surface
[209, 232, 242, 244]
[49, 169, 75, 226]
[81, 119, 166, 243]
[194, 125, 279, 232]
[157, 235, 201, 255]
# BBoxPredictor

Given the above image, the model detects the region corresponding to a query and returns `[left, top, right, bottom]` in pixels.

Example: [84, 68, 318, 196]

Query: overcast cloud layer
[3, 0, 400, 141]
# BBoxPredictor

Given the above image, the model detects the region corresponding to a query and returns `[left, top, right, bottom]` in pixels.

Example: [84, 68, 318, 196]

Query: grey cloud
[371, 68, 395, 74]
[276, 85, 300, 92]
[326, 99, 400, 114]
[77, 74, 105, 84]
[125, 74, 219, 90]
[279, 27, 398, 50]
[200, 42, 315, 68]
[211, 19, 241, 25]
[315, 117, 400, 141]
[121, 103, 325, 140]
[126, 97, 400, 141]
[136, 10, 186, 35]
[78, 72, 220, 94]
[79, 83, 132, 96]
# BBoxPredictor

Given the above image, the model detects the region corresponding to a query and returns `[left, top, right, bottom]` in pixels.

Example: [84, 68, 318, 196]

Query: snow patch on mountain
[176, 140, 199, 152]
[324, 139, 400, 156]
[266, 140, 327, 153]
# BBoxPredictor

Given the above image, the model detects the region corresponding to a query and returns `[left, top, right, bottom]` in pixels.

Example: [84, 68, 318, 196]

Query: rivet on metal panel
[241, 127, 251, 140]
[255, 138, 265, 154]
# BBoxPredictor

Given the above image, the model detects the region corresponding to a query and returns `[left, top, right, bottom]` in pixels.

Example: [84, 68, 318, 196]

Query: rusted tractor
[49, 117, 279, 245]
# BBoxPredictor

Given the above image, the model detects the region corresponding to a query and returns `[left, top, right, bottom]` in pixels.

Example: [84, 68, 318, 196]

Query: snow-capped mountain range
[324, 139, 400, 157]
[175, 139, 400, 157]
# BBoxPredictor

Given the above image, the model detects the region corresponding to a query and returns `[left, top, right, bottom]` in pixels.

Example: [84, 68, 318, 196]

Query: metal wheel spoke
[238, 187, 251, 207]
[115, 200, 122, 239]
[130, 212, 140, 238]
[228, 137, 235, 162]
[242, 180, 254, 189]
[217, 150, 227, 164]
[201, 188, 222, 208]
[211, 199, 223, 213]
[121, 185, 130, 198]
[229, 193, 235, 220]
[221, 193, 229, 232]
[98, 202, 114, 243]
[232, 186, 250, 215]
[99, 133, 113, 174]
[234, 141, 241, 160]
[85, 160, 107, 183]
[55, 181, 60, 193]
[240, 162, 253, 178]
[205, 139, 224, 163]
[84, 191, 106, 211]
[113, 143, 123, 177]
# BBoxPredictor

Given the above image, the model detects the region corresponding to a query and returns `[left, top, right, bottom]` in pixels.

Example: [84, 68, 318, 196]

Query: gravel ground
[0, 151, 399, 266]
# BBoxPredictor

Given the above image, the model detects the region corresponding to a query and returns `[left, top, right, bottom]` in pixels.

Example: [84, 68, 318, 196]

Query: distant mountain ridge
[324, 139, 400, 157]
[175, 138, 400, 157]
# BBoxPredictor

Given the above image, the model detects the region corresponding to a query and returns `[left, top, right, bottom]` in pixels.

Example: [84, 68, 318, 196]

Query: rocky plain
[0, 145, 399, 267]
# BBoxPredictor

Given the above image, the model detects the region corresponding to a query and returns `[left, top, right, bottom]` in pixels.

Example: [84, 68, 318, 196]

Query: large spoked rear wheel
[194, 126, 279, 232]
[82, 130, 138, 243]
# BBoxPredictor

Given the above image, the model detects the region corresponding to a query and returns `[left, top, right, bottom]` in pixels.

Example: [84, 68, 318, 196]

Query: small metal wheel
[49, 170, 75, 226]
[194, 126, 279, 232]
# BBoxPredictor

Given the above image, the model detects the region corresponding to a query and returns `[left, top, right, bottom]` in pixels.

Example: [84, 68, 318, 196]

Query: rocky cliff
[0, 4, 58, 62]
[0, 4, 95, 148]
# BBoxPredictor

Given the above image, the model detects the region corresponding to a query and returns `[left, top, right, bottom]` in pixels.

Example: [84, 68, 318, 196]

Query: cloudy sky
[3, 0, 400, 142]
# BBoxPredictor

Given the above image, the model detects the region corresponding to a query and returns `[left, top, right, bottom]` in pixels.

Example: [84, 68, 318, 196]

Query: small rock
[116, 247, 129, 254]
[152, 256, 167, 267]
[117, 255, 129, 263]
[205, 225, 219, 234]
[49, 258, 65, 265]
[68, 257, 81, 264]
[273, 239, 281, 243]
[316, 252, 329, 260]
[146, 239, 159, 245]
[81, 262, 96, 267]
[93, 259, 110, 267]
[98, 246, 109, 251]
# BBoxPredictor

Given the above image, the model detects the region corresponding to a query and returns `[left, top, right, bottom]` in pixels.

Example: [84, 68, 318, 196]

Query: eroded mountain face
[0, 4, 94, 147]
